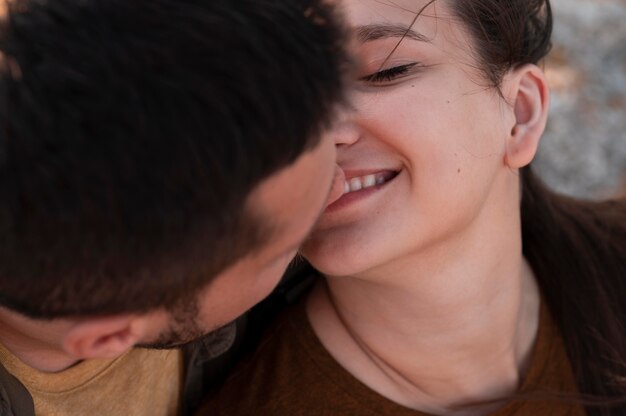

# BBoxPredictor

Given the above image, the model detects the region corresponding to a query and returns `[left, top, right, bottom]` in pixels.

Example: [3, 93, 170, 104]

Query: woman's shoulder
[198, 299, 374, 415]
[524, 188, 626, 279]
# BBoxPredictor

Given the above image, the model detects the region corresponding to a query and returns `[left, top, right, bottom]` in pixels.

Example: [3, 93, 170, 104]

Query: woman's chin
[302, 249, 369, 278]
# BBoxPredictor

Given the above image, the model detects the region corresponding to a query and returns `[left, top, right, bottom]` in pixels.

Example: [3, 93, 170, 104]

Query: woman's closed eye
[359, 62, 419, 84]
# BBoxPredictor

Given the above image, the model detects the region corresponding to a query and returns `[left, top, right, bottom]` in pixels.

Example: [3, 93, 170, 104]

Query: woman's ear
[61, 315, 148, 360]
[503, 64, 550, 169]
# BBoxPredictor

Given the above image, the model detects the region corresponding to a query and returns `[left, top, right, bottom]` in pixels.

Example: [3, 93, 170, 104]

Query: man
[0, 0, 350, 414]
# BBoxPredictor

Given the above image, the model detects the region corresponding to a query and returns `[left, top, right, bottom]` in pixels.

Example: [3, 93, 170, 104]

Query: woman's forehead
[343, 0, 476, 65]
[343, 0, 445, 25]
[342, 0, 460, 43]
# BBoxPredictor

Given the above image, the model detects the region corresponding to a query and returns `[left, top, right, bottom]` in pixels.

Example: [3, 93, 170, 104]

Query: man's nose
[325, 164, 346, 207]
[324, 107, 360, 207]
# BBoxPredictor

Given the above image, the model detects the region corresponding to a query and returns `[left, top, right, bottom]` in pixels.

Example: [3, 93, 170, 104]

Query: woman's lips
[325, 169, 399, 213]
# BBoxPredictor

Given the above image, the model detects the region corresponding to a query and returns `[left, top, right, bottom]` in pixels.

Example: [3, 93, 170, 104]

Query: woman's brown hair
[450, 1, 626, 414]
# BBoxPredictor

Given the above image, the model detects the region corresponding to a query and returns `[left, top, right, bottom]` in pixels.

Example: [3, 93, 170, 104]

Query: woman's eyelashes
[359, 62, 419, 84]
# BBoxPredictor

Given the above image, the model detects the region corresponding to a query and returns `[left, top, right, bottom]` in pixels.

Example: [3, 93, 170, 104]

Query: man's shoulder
[182, 263, 319, 415]
[0, 363, 34, 416]
[193, 294, 319, 415]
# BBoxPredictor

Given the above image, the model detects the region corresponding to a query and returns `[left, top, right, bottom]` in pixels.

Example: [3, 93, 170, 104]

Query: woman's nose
[329, 108, 360, 147]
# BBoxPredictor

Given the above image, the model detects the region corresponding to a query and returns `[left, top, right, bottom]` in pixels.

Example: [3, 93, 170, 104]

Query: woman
[202, 0, 626, 414]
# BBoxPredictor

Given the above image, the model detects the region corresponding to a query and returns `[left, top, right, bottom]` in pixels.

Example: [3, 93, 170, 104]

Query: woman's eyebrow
[356, 23, 430, 43]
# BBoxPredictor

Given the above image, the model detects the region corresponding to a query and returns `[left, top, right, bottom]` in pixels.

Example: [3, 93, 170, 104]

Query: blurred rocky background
[537, 0, 626, 199]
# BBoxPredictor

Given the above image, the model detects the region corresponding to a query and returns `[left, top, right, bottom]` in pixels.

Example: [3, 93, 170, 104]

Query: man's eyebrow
[356, 23, 431, 43]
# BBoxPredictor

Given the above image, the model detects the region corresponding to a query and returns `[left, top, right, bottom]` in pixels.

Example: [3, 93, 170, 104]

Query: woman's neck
[306, 231, 541, 415]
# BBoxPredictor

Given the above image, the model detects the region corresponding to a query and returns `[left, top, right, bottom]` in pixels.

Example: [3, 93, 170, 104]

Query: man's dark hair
[0, 0, 349, 318]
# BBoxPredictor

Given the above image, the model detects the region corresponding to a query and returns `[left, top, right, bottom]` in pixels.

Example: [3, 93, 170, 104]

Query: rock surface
[537, 0, 626, 198]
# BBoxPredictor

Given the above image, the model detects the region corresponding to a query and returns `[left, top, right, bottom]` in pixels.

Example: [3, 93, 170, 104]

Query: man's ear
[503, 64, 550, 169]
[62, 315, 148, 360]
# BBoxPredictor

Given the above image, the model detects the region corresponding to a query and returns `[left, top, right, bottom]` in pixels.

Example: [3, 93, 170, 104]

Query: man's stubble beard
[136, 294, 238, 358]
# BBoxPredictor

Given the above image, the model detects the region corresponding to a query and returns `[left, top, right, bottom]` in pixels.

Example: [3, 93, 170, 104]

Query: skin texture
[305, 0, 519, 277]
[302, 0, 550, 414]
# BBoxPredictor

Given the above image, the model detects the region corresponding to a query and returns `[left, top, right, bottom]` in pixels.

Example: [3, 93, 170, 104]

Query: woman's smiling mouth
[343, 170, 398, 194]
[325, 169, 400, 213]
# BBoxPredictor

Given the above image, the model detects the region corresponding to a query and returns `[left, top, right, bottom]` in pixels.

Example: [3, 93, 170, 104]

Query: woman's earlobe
[504, 64, 550, 169]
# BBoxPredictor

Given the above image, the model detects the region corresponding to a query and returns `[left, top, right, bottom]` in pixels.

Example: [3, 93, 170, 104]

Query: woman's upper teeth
[344, 172, 391, 194]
